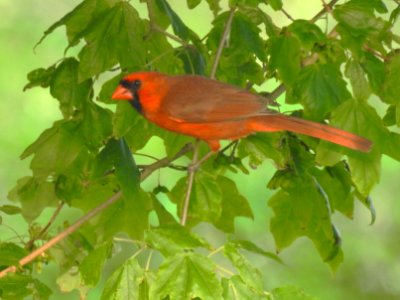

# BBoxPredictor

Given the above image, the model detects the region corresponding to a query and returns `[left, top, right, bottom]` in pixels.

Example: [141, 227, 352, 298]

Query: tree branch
[210, 6, 236, 79]
[0, 143, 194, 278]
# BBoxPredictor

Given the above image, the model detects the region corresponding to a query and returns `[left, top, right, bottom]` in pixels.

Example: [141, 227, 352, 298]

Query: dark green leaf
[268, 173, 343, 270]
[101, 258, 144, 300]
[292, 64, 351, 120]
[155, 0, 192, 41]
[268, 34, 301, 85]
[213, 176, 253, 233]
[23, 65, 56, 91]
[360, 51, 385, 96]
[224, 243, 263, 292]
[151, 194, 178, 225]
[382, 132, 400, 162]
[150, 252, 223, 300]
[145, 225, 210, 256]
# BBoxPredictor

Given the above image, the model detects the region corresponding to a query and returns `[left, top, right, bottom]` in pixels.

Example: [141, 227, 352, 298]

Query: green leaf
[206, 0, 221, 17]
[238, 133, 285, 168]
[0, 205, 21, 215]
[328, 100, 386, 195]
[230, 240, 283, 264]
[78, 2, 147, 80]
[345, 59, 371, 100]
[292, 64, 352, 120]
[21, 121, 89, 179]
[334, 1, 385, 36]
[151, 194, 178, 225]
[222, 276, 268, 300]
[101, 258, 144, 300]
[169, 171, 222, 225]
[35, 0, 116, 48]
[113, 102, 157, 151]
[50, 58, 93, 119]
[382, 53, 400, 104]
[224, 243, 263, 292]
[271, 285, 317, 300]
[155, 0, 192, 41]
[288, 20, 326, 51]
[150, 252, 223, 300]
[80, 242, 112, 286]
[23, 65, 56, 91]
[0, 275, 52, 300]
[268, 33, 301, 85]
[187, 0, 201, 9]
[268, 173, 343, 270]
[311, 163, 354, 219]
[0, 243, 28, 267]
[360, 51, 385, 96]
[213, 176, 253, 233]
[145, 225, 210, 256]
[382, 132, 400, 162]
[56, 269, 89, 299]
[268, 0, 282, 10]
[8, 177, 58, 223]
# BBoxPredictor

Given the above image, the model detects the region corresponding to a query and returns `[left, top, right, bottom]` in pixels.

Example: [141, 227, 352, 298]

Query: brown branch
[0, 143, 194, 279]
[181, 141, 199, 225]
[210, 6, 236, 79]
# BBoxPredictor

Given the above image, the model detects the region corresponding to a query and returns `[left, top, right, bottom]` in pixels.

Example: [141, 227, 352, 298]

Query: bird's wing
[161, 75, 274, 122]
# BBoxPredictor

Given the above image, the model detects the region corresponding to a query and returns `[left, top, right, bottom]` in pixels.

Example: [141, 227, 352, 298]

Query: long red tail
[249, 114, 372, 152]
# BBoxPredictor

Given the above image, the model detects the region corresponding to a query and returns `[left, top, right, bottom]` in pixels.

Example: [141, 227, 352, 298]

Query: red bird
[112, 72, 372, 152]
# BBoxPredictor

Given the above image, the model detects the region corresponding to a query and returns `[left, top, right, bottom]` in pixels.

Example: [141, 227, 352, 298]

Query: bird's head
[112, 71, 167, 114]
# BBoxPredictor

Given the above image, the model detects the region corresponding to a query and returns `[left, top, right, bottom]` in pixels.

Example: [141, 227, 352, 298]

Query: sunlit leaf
[150, 252, 223, 300]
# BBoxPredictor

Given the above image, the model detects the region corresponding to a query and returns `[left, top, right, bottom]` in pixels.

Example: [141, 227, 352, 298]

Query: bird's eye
[133, 79, 141, 89]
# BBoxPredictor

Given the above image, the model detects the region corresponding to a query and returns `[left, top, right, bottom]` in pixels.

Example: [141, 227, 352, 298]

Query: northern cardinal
[112, 72, 372, 152]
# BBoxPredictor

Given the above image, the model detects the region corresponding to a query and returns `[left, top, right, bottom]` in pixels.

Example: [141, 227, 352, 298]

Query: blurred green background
[1, 1, 400, 299]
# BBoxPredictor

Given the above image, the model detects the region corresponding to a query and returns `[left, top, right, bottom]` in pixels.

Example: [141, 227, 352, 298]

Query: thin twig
[25, 202, 64, 250]
[181, 141, 200, 226]
[281, 8, 295, 21]
[141, 143, 193, 181]
[210, 6, 236, 79]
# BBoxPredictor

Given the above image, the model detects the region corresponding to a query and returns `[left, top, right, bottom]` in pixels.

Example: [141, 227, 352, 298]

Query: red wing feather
[161, 75, 272, 122]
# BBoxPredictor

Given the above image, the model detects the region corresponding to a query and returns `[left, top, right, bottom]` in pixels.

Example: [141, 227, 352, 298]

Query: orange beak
[111, 85, 133, 100]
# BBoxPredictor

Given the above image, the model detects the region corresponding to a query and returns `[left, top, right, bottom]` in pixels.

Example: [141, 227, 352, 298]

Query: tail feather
[249, 115, 372, 152]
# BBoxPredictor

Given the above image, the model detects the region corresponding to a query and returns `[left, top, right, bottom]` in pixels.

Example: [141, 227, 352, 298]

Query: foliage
[1, 0, 400, 299]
